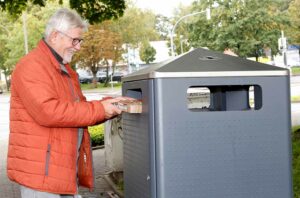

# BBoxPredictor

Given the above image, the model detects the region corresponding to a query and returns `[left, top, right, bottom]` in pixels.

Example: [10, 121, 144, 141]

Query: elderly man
[7, 8, 126, 198]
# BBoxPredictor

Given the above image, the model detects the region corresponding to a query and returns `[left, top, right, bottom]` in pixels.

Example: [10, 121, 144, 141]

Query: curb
[104, 175, 124, 198]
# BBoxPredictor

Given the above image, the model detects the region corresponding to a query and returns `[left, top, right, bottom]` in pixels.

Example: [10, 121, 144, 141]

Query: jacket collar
[43, 38, 64, 64]
[38, 39, 70, 75]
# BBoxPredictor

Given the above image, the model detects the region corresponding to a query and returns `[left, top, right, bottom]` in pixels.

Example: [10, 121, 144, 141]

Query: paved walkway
[0, 139, 20, 198]
[79, 148, 116, 198]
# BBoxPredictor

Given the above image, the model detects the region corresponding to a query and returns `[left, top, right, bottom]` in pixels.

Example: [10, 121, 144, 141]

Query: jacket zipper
[45, 144, 51, 176]
[63, 67, 83, 194]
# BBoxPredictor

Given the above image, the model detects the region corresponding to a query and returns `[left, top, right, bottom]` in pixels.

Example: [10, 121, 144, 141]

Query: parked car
[78, 70, 93, 84]
[97, 71, 125, 83]
[96, 71, 107, 83]
[112, 72, 124, 82]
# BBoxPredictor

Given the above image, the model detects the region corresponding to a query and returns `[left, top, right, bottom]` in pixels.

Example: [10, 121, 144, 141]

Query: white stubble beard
[62, 49, 75, 64]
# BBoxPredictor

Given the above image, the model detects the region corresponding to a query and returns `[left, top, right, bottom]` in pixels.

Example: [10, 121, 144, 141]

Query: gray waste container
[121, 48, 292, 198]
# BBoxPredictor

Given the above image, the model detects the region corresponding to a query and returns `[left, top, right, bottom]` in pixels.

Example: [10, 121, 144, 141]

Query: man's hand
[101, 97, 135, 119]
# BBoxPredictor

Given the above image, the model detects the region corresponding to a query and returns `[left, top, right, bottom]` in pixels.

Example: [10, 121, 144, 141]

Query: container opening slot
[125, 89, 142, 100]
[187, 85, 262, 111]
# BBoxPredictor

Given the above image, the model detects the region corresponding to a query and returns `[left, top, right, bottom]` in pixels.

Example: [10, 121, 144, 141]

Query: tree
[72, 22, 123, 87]
[0, 33, 12, 91]
[114, 6, 159, 48]
[0, 12, 11, 91]
[287, 0, 300, 45]
[170, 3, 194, 55]
[69, 0, 125, 24]
[139, 42, 156, 64]
[188, 0, 289, 60]
[155, 14, 172, 40]
[0, 0, 126, 24]
[0, 2, 63, 90]
[0, 20, 11, 91]
[110, 5, 159, 70]
[3, 3, 60, 65]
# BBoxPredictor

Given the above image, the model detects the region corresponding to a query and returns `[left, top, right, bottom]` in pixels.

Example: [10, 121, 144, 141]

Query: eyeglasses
[57, 30, 83, 46]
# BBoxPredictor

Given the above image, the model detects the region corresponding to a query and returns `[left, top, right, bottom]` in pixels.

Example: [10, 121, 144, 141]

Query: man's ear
[48, 31, 59, 45]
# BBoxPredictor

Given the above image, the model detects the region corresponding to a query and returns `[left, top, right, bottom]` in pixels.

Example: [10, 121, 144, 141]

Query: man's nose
[74, 43, 81, 51]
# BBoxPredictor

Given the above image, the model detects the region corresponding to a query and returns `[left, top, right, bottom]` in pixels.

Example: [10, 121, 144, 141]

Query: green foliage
[0, 11, 22, 90]
[139, 42, 156, 64]
[293, 126, 300, 197]
[0, 12, 11, 90]
[2, 2, 61, 69]
[69, 0, 125, 24]
[188, 0, 289, 58]
[0, 0, 45, 19]
[287, 0, 300, 45]
[88, 124, 104, 147]
[170, 4, 194, 55]
[114, 6, 159, 48]
[0, 0, 126, 24]
[155, 14, 172, 40]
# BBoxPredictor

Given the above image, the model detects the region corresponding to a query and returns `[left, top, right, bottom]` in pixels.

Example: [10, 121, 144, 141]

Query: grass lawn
[80, 82, 122, 91]
[293, 126, 300, 198]
[292, 96, 300, 103]
[292, 67, 300, 76]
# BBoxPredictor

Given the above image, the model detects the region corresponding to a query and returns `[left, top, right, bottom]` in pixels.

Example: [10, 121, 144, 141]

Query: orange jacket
[7, 40, 106, 194]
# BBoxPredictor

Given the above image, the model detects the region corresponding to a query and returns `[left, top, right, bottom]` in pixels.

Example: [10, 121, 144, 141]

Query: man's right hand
[100, 97, 130, 119]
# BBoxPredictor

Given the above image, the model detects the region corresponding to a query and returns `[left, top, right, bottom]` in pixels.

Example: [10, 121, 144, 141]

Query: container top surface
[122, 48, 289, 82]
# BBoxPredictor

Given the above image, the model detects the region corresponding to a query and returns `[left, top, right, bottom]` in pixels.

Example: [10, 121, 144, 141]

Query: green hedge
[293, 126, 300, 198]
[88, 124, 104, 147]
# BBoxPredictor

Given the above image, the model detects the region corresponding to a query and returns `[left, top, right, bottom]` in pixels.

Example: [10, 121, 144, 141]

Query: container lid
[122, 48, 289, 82]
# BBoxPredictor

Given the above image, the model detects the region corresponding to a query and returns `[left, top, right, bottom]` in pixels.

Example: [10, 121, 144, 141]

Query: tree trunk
[104, 60, 110, 87]
[4, 74, 10, 91]
[91, 65, 98, 88]
[91, 74, 98, 88]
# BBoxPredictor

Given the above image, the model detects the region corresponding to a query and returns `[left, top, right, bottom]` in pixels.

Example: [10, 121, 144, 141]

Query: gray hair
[44, 8, 88, 39]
